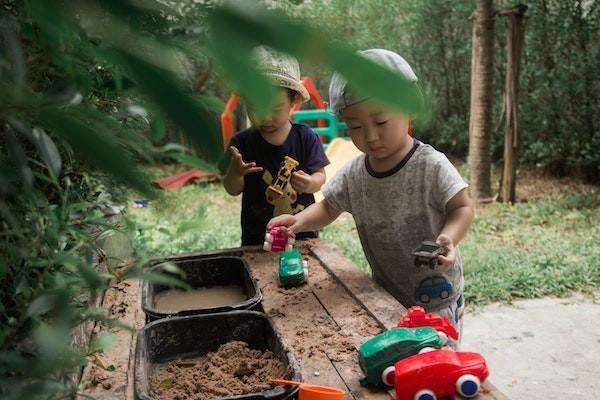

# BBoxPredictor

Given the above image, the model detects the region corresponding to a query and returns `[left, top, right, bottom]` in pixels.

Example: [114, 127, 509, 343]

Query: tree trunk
[499, 4, 528, 203]
[468, 0, 495, 202]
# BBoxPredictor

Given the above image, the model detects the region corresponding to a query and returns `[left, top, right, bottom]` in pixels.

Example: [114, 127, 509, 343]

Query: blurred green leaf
[192, 95, 227, 113]
[30, 127, 62, 177]
[151, 115, 167, 142]
[88, 332, 117, 355]
[75, 260, 105, 290]
[125, 269, 190, 290]
[26, 294, 55, 318]
[109, 49, 224, 165]
[38, 107, 153, 197]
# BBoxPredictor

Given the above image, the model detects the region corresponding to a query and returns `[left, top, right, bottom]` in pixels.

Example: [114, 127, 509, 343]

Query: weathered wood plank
[78, 280, 141, 399]
[309, 239, 406, 329]
[243, 250, 352, 396]
[304, 250, 390, 400]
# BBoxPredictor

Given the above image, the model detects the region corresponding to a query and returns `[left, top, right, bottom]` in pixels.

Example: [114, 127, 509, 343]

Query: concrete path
[461, 294, 600, 399]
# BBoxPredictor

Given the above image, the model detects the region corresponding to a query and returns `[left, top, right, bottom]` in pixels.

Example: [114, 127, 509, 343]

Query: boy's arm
[268, 199, 341, 233]
[223, 168, 244, 195]
[291, 167, 326, 194]
[436, 188, 475, 271]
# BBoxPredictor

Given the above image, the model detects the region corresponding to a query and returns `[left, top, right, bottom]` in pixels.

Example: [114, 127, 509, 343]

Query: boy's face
[247, 89, 298, 136]
[341, 101, 412, 168]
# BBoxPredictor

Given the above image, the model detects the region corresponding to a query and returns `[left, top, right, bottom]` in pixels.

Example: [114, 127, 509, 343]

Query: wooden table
[79, 238, 508, 400]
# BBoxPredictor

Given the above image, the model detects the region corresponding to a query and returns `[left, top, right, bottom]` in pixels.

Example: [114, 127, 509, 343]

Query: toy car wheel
[437, 331, 448, 345]
[456, 374, 480, 398]
[381, 366, 395, 386]
[414, 389, 436, 400]
[418, 347, 436, 354]
[419, 294, 430, 303]
[263, 241, 272, 251]
[440, 290, 450, 299]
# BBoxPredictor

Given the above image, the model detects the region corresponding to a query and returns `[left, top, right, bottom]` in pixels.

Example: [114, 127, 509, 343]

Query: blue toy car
[414, 276, 453, 304]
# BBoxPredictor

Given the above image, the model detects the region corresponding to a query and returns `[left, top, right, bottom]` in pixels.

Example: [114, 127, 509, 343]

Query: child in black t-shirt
[223, 47, 329, 245]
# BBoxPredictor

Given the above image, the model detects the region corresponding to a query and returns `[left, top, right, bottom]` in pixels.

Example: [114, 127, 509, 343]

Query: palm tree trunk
[468, 0, 495, 202]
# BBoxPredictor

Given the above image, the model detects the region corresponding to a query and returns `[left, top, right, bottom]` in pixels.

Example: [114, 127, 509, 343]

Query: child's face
[341, 101, 412, 167]
[247, 89, 298, 136]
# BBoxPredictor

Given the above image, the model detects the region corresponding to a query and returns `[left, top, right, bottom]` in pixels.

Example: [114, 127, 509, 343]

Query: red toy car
[397, 306, 458, 342]
[392, 349, 489, 400]
[263, 225, 295, 253]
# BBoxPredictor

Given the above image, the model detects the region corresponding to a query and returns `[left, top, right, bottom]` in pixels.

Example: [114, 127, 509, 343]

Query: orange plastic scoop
[270, 378, 345, 400]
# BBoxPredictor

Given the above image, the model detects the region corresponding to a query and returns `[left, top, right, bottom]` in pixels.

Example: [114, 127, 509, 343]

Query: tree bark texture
[468, 0, 495, 202]
[499, 4, 528, 203]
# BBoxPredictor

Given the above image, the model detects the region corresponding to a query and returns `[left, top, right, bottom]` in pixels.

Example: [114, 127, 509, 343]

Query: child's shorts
[434, 294, 464, 350]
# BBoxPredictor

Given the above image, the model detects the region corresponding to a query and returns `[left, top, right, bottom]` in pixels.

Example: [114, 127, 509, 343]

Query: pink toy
[263, 226, 295, 253]
[391, 349, 489, 400]
[397, 306, 459, 342]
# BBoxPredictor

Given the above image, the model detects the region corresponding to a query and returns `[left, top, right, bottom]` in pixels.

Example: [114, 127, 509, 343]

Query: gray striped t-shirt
[322, 141, 468, 311]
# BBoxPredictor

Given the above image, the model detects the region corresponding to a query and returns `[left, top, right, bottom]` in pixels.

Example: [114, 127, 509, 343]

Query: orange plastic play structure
[220, 94, 240, 149]
[220, 77, 327, 149]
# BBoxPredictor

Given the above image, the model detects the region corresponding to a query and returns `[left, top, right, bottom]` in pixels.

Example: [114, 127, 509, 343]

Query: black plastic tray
[134, 311, 301, 400]
[142, 255, 262, 321]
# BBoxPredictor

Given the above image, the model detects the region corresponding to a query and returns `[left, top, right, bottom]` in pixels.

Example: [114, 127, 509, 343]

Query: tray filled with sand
[135, 311, 301, 400]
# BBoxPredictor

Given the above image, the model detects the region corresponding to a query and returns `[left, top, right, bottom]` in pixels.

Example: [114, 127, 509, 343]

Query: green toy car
[278, 248, 308, 286]
[358, 327, 445, 387]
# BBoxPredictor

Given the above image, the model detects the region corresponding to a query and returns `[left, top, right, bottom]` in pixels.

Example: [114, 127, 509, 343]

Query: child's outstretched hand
[291, 170, 314, 193]
[267, 214, 299, 235]
[435, 233, 456, 272]
[229, 146, 263, 176]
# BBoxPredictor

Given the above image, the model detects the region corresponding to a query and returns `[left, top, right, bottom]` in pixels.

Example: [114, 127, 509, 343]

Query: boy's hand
[268, 214, 300, 234]
[435, 234, 456, 272]
[229, 146, 263, 177]
[291, 170, 314, 193]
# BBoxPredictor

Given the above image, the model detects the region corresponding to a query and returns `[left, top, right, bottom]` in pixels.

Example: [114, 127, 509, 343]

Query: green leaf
[75, 261, 105, 290]
[126, 270, 189, 290]
[206, 17, 276, 117]
[153, 262, 186, 278]
[159, 377, 175, 388]
[30, 127, 62, 176]
[150, 115, 166, 142]
[27, 294, 55, 318]
[110, 49, 224, 165]
[88, 332, 117, 355]
[192, 95, 226, 113]
[38, 107, 153, 197]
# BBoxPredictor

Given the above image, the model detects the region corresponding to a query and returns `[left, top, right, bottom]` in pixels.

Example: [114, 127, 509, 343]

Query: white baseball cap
[329, 48, 423, 115]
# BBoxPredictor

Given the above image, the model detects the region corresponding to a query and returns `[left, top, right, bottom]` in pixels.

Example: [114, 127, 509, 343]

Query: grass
[129, 167, 600, 306]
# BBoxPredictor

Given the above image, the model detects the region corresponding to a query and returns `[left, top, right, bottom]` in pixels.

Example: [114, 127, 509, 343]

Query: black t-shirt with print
[231, 123, 329, 245]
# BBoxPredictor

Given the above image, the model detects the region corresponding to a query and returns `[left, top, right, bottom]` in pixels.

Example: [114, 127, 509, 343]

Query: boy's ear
[292, 93, 303, 105]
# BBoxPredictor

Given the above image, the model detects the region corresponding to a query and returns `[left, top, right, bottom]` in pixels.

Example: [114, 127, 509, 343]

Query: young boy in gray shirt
[269, 49, 474, 345]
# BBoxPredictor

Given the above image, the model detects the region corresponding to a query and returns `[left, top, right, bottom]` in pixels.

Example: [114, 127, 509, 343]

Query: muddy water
[154, 285, 247, 311]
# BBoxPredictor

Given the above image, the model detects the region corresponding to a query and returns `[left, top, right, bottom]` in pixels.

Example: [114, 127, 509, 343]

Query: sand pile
[150, 341, 288, 400]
